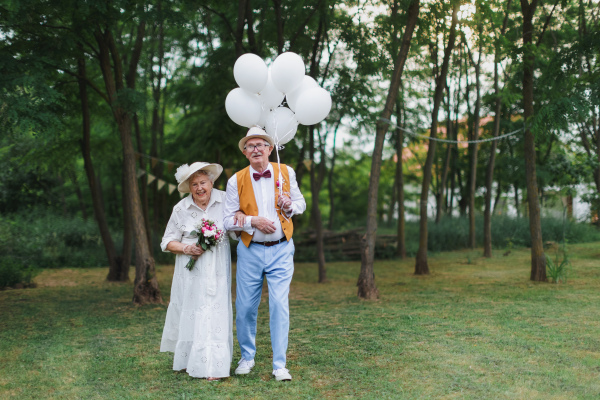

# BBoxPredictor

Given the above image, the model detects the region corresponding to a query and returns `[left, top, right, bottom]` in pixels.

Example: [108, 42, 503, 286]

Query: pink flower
[276, 180, 280, 188]
[201, 227, 206, 233]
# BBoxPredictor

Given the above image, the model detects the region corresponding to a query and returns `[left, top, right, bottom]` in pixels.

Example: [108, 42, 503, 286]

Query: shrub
[0, 257, 38, 289]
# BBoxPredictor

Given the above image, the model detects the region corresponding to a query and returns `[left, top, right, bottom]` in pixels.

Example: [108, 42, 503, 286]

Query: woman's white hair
[189, 169, 215, 183]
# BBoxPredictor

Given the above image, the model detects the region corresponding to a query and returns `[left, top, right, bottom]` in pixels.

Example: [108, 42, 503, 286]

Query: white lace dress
[160, 189, 233, 378]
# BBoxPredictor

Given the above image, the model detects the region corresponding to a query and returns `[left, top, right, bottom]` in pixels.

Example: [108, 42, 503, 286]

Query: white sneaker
[272, 367, 292, 381]
[235, 358, 255, 375]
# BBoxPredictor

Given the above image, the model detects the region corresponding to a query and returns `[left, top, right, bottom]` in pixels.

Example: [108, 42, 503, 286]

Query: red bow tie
[253, 170, 271, 181]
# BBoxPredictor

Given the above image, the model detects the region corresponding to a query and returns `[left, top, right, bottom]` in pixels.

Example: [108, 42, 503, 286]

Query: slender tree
[483, 0, 512, 257]
[358, 0, 420, 299]
[520, 0, 558, 281]
[414, 3, 458, 275]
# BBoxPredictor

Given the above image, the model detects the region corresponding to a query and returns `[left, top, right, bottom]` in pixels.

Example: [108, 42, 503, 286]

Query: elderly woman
[160, 162, 242, 380]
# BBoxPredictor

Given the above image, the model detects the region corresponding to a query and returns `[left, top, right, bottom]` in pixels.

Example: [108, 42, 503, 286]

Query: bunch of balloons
[225, 52, 332, 147]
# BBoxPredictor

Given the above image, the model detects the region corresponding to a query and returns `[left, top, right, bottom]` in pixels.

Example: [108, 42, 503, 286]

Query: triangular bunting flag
[303, 159, 312, 171]
[168, 184, 176, 194]
[151, 158, 159, 168]
[167, 162, 175, 172]
[136, 168, 146, 178]
[157, 179, 166, 190]
[179, 191, 185, 198]
[225, 168, 233, 178]
[147, 173, 156, 184]
[135, 153, 140, 161]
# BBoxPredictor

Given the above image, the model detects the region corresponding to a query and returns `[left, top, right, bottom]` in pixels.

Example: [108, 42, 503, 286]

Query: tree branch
[41, 61, 110, 103]
[200, 5, 240, 52]
[289, 0, 324, 52]
[536, 0, 560, 46]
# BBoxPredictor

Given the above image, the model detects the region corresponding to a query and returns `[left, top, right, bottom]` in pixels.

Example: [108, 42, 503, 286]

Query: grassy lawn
[1, 243, 599, 399]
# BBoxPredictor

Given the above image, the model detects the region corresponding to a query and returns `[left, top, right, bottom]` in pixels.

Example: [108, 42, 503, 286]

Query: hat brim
[238, 134, 274, 152]
[178, 163, 223, 193]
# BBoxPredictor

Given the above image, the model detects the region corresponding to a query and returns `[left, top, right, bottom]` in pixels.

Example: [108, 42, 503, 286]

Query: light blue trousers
[235, 239, 294, 370]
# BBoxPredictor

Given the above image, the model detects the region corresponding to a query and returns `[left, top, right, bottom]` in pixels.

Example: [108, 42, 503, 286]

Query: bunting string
[135, 152, 184, 196]
[378, 117, 524, 144]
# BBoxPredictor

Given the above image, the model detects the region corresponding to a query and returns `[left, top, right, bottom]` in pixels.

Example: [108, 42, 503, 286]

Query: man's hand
[233, 210, 247, 227]
[251, 216, 277, 234]
[277, 194, 292, 212]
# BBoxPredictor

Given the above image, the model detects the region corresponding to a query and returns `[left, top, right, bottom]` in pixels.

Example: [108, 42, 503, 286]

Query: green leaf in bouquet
[189, 230, 198, 238]
[201, 242, 208, 251]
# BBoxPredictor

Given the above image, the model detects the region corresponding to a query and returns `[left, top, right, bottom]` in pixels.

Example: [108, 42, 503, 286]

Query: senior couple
[159, 127, 306, 381]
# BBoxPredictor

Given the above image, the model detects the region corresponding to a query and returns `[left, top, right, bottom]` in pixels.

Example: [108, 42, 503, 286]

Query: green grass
[1, 244, 599, 399]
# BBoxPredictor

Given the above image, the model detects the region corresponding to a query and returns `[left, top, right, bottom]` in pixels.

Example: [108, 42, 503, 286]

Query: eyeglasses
[244, 143, 270, 152]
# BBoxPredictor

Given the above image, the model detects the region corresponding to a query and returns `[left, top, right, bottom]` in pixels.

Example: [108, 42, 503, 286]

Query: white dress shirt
[223, 163, 306, 242]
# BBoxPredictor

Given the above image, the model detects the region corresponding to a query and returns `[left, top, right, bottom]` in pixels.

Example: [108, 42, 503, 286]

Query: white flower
[204, 229, 215, 237]
[175, 164, 190, 183]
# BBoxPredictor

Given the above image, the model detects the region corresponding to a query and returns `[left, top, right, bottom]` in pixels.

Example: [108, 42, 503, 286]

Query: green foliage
[0, 211, 116, 269]
[546, 242, 571, 284]
[0, 257, 38, 289]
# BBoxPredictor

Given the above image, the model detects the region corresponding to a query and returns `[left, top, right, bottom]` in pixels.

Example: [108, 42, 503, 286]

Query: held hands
[251, 216, 277, 234]
[277, 194, 292, 213]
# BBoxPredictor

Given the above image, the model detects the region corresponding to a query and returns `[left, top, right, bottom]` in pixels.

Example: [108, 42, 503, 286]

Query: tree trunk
[235, 0, 248, 57]
[327, 124, 340, 230]
[483, 1, 511, 258]
[95, 27, 162, 303]
[396, 100, 406, 259]
[358, 0, 420, 299]
[150, 16, 165, 245]
[77, 57, 121, 279]
[468, 27, 483, 249]
[520, 0, 547, 281]
[133, 114, 151, 248]
[436, 90, 453, 223]
[272, 0, 284, 54]
[309, 126, 327, 283]
[415, 3, 458, 275]
[118, 171, 133, 281]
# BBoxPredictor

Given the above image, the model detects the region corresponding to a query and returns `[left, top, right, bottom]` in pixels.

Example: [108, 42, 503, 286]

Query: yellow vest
[237, 162, 293, 247]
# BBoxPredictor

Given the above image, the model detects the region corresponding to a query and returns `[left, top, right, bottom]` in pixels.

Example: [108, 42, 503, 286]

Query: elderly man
[224, 126, 306, 381]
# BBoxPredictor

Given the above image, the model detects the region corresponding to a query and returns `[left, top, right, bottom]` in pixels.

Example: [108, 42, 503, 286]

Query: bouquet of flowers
[185, 219, 225, 271]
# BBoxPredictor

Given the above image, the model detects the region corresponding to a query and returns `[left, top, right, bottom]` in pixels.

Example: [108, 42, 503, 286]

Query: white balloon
[257, 106, 270, 128]
[271, 52, 305, 94]
[295, 87, 332, 126]
[265, 107, 299, 146]
[225, 88, 262, 127]
[258, 69, 285, 110]
[285, 76, 318, 111]
[234, 54, 268, 94]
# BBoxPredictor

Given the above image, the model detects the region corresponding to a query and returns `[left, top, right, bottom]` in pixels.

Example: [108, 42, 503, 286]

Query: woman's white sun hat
[174, 162, 223, 193]
[238, 126, 274, 152]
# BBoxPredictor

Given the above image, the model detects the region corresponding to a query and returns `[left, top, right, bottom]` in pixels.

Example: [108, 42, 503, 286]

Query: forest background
[1, 0, 599, 303]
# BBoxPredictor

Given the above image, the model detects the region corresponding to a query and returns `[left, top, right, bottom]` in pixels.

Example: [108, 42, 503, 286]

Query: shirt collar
[184, 189, 220, 210]
[249, 163, 273, 177]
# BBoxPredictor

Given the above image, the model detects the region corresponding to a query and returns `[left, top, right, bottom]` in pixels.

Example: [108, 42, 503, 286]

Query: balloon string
[274, 141, 290, 223]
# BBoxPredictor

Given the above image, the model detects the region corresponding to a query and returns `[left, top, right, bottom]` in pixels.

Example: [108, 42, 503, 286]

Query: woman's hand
[183, 244, 204, 259]
[233, 210, 247, 227]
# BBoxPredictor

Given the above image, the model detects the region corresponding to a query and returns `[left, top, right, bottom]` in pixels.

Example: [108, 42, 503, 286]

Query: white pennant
[157, 179, 166, 190]
[136, 168, 146, 178]
[147, 173, 156, 184]
[168, 184, 176, 194]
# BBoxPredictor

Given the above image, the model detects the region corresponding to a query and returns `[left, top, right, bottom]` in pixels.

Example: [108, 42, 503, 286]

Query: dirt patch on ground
[34, 269, 105, 287]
